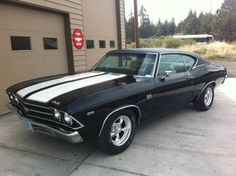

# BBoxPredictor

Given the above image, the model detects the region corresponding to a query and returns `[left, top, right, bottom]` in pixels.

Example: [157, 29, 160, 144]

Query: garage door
[0, 3, 68, 115]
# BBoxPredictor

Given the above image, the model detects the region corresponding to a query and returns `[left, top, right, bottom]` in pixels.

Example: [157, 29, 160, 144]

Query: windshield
[93, 53, 157, 77]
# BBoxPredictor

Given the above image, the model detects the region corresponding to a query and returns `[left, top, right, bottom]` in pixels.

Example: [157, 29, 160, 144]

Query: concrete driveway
[0, 79, 236, 176]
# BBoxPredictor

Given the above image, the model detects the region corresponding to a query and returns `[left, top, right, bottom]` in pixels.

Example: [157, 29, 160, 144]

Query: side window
[11, 36, 31, 50]
[157, 54, 186, 76]
[182, 55, 195, 71]
[99, 40, 106, 48]
[86, 40, 94, 49]
[110, 41, 115, 48]
[43, 38, 58, 50]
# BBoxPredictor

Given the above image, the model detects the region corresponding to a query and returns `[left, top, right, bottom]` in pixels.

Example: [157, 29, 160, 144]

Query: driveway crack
[0, 143, 77, 163]
[66, 148, 97, 176]
[83, 162, 148, 176]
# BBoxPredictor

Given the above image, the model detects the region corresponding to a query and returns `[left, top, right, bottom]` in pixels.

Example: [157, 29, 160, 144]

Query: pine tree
[215, 0, 236, 41]
[126, 12, 135, 43]
[139, 6, 155, 38]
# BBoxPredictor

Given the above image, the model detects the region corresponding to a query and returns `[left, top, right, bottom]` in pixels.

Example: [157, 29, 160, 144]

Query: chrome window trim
[155, 53, 199, 77]
[181, 55, 197, 72]
[94, 52, 158, 78]
[181, 54, 187, 72]
[98, 105, 141, 137]
[191, 58, 199, 70]
[196, 81, 216, 101]
[192, 64, 205, 70]
[155, 54, 161, 77]
[153, 53, 159, 77]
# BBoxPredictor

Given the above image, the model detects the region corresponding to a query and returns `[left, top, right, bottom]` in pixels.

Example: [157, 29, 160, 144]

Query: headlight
[14, 96, 19, 104]
[63, 113, 73, 126]
[9, 95, 14, 101]
[53, 109, 61, 122]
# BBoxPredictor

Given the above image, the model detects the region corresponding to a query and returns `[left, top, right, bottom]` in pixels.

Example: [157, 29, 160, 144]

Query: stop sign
[72, 29, 84, 49]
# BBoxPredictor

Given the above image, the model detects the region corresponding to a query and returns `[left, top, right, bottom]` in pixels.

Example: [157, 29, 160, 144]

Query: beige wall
[82, 0, 118, 69]
[17, 0, 87, 71]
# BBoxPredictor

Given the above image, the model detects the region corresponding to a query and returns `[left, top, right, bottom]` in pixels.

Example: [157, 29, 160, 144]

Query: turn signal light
[53, 109, 61, 122]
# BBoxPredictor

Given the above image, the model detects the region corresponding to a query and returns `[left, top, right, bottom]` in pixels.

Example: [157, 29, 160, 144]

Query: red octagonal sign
[73, 29, 84, 49]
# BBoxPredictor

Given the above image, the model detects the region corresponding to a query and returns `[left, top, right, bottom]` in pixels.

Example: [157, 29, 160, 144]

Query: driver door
[151, 54, 194, 114]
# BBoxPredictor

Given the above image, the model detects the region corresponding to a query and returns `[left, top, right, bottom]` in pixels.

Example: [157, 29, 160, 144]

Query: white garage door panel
[0, 3, 68, 114]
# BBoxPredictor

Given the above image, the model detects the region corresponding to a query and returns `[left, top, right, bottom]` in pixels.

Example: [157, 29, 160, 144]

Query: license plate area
[23, 121, 34, 132]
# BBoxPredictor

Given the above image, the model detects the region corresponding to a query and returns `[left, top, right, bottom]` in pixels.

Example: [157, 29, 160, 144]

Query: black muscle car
[6, 48, 227, 154]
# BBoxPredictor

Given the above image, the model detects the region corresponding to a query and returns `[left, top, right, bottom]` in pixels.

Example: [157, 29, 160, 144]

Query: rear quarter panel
[191, 63, 227, 99]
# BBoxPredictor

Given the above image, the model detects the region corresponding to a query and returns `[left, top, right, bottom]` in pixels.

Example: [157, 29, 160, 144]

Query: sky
[125, 0, 224, 24]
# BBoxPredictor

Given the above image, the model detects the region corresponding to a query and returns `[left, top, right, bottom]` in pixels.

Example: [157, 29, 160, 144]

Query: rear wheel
[98, 109, 137, 155]
[193, 84, 214, 111]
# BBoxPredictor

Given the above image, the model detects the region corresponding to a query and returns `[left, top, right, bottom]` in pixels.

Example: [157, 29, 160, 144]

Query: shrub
[193, 47, 207, 55]
[140, 39, 154, 48]
[163, 37, 182, 48]
[153, 39, 163, 47]
[182, 39, 196, 46]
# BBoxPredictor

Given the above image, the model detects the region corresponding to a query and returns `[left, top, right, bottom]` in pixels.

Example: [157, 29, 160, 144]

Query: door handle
[187, 77, 194, 84]
[146, 94, 153, 100]
[187, 77, 194, 80]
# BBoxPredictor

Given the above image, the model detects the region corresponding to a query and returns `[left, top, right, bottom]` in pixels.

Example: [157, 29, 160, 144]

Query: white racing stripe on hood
[17, 71, 104, 98]
[27, 73, 126, 103]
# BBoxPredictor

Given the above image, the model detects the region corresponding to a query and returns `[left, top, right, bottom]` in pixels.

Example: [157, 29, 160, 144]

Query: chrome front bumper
[25, 120, 83, 143]
[6, 103, 83, 143]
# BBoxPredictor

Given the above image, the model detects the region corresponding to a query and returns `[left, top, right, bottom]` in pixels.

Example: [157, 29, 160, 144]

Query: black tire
[193, 84, 214, 111]
[98, 109, 137, 155]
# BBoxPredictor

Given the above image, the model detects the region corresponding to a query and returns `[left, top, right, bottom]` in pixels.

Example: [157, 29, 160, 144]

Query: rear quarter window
[182, 55, 196, 70]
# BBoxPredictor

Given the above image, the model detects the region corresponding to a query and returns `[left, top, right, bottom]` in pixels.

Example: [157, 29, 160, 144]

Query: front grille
[17, 96, 54, 120]
[10, 95, 83, 130]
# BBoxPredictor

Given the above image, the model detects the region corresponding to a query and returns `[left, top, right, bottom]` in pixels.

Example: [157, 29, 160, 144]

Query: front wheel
[193, 84, 214, 111]
[98, 109, 137, 155]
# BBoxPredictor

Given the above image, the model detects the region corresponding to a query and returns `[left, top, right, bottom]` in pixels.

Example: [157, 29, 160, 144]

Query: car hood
[8, 71, 151, 110]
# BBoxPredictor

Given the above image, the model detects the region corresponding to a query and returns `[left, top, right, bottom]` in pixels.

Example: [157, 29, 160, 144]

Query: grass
[128, 38, 236, 60]
[181, 42, 236, 60]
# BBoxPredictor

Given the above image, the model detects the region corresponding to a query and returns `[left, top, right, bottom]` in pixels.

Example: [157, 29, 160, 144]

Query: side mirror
[164, 70, 173, 77]
[160, 70, 173, 81]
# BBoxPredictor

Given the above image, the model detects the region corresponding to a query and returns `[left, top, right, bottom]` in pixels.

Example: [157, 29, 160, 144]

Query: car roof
[109, 48, 196, 56]
[108, 48, 209, 65]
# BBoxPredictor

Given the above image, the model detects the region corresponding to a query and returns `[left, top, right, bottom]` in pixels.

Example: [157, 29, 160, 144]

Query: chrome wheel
[110, 115, 132, 147]
[204, 87, 213, 106]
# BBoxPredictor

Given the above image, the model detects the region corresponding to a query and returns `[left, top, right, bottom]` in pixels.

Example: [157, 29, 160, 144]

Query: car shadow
[138, 104, 196, 130]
